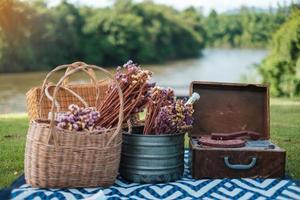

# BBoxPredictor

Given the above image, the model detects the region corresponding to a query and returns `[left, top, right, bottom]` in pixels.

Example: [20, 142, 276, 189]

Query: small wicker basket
[26, 62, 110, 121]
[24, 63, 124, 188]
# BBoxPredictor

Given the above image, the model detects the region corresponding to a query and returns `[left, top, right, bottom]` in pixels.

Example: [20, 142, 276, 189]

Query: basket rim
[31, 119, 118, 135]
[122, 131, 185, 137]
[26, 81, 109, 95]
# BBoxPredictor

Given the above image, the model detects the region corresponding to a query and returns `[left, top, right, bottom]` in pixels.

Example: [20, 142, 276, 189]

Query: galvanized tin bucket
[120, 126, 185, 183]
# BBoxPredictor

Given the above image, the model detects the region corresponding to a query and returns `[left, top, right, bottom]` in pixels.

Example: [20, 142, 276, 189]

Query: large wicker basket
[24, 64, 124, 188]
[26, 61, 110, 121]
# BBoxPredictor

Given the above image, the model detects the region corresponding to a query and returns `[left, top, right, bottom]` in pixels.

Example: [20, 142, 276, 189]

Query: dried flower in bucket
[143, 86, 176, 134]
[96, 60, 155, 128]
[144, 91, 200, 135]
[154, 99, 194, 134]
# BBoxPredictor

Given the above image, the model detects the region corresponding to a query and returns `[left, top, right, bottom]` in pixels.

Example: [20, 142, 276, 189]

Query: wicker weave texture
[26, 62, 110, 121]
[25, 121, 122, 188]
[24, 62, 124, 188]
[26, 83, 109, 121]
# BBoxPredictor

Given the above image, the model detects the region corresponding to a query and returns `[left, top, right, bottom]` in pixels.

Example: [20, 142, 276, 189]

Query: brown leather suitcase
[189, 81, 286, 178]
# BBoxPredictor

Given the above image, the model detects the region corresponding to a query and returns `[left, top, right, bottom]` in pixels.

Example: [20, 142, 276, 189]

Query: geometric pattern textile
[10, 151, 300, 200]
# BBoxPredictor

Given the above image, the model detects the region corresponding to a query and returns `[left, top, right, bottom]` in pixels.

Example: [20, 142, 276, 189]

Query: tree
[0, 0, 206, 72]
[0, 0, 36, 72]
[203, 6, 289, 48]
[46, 0, 85, 65]
[83, 1, 205, 65]
[259, 5, 300, 96]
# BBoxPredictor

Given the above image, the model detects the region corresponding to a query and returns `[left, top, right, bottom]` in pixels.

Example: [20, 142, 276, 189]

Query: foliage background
[0, 0, 299, 95]
[0, 0, 290, 73]
[259, 6, 300, 97]
[0, 0, 207, 72]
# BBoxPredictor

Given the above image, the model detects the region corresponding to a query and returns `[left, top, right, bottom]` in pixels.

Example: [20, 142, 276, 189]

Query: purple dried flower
[153, 99, 194, 134]
[56, 104, 103, 132]
[123, 60, 133, 68]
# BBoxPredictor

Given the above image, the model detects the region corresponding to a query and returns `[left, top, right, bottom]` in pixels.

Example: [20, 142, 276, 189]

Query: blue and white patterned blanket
[10, 151, 300, 200]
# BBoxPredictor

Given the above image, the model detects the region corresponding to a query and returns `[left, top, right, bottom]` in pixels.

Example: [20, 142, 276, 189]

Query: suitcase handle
[224, 156, 257, 170]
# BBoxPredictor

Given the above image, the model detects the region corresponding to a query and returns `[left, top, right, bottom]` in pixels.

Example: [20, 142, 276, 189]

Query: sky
[47, 0, 295, 14]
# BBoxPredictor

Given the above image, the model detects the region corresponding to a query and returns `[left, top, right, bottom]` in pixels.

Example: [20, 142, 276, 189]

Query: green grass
[0, 98, 300, 188]
[269, 98, 300, 178]
[0, 114, 28, 188]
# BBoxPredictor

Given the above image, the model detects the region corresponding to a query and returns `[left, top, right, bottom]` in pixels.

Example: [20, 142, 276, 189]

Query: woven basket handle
[45, 84, 89, 112]
[49, 64, 124, 147]
[62, 61, 97, 86]
[39, 62, 101, 118]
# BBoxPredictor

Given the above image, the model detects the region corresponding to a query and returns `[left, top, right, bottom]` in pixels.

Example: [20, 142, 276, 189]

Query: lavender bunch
[97, 60, 155, 127]
[148, 86, 175, 106]
[115, 60, 155, 113]
[114, 60, 153, 87]
[154, 99, 194, 134]
[143, 87, 176, 134]
[56, 104, 103, 131]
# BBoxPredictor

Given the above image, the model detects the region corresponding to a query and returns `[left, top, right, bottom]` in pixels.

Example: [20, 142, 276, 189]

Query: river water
[0, 48, 268, 114]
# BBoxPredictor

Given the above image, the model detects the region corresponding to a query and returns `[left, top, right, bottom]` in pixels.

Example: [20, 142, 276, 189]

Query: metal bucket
[120, 126, 185, 183]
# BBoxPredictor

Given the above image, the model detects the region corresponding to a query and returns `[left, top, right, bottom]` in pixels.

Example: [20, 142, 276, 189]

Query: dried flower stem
[95, 61, 153, 128]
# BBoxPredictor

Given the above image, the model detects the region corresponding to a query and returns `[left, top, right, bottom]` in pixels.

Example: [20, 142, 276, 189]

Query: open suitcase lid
[190, 81, 270, 140]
